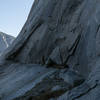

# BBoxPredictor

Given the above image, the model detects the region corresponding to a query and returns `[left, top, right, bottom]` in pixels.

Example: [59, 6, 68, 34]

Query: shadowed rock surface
[0, 32, 14, 55]
[0, 0, 100, 100]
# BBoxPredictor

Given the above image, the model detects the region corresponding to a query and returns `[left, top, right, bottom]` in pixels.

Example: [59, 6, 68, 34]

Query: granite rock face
[0, 32, 14, 55]
[0, 0, 100, 100]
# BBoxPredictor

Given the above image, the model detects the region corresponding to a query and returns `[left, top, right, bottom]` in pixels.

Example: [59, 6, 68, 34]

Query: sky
[0, 0, 34, 37]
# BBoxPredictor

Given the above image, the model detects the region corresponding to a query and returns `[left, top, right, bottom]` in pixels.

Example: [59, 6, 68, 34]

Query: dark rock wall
[1, 0, 97, 78]
[1, 0, 100, 100]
